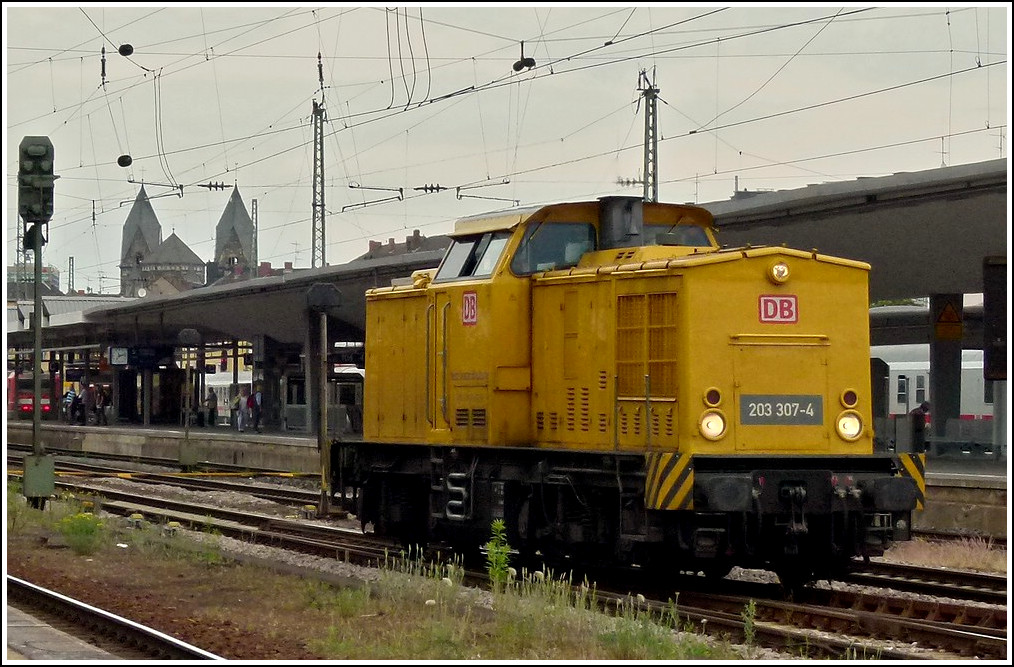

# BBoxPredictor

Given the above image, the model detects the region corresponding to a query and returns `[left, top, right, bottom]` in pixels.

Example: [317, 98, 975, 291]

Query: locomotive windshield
[644, 223, 712, 247]
[510, 221, 596, 275]
[434, 230, 512, 282]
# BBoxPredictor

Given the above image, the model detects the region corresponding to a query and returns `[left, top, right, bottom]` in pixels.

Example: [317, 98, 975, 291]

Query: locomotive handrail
[645, 374, 652, 450]
[730, 333, 830, 346]
[613, 373, 620, 451]
[441, 302, 450, 424]
[425, 303, 434, 427]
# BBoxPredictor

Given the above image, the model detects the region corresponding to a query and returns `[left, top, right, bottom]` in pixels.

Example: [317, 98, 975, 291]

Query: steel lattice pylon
[311, 99, 326, 268]
[640, 70, 659, 203]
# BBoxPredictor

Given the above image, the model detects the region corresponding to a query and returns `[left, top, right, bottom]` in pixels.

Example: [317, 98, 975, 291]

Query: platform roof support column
[110, 358, 120, 423]
[929, 294, 963, 440]
[82, 350, 91, 390]
[197, 344, 206, 406]
[142, 368, 152, 426]
[992, 383, 1006, 457]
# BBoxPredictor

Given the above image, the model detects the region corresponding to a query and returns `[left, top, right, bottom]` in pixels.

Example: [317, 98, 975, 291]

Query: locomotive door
[429, 291, 452, 432]
[732, 337, 829, 452]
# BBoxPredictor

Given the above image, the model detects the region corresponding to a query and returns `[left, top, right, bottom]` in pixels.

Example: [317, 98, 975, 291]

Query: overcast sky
[4, 3, 1010, 294]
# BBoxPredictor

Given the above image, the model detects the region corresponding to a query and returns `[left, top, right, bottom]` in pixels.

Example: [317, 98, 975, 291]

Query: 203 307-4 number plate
[740, 394, 823, 425]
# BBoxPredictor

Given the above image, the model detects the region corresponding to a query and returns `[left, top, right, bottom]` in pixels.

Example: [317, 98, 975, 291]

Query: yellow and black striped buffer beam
[644, 452, 693, 510]
[895, 453, 926, 510]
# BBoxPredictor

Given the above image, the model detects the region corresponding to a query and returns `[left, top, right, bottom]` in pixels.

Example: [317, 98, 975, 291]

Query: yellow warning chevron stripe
[644, 452, 694, 510]
[896, 453, 926, 510]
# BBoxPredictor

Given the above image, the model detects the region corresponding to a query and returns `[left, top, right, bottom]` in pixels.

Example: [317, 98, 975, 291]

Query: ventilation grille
[616, 292, 678, 399]
[580, 387, 590, 432]
[455, 408, 487, 428]
[564, 387, 592, 432]
[649, 407, 674, 437]
[619, 407, 643, 436]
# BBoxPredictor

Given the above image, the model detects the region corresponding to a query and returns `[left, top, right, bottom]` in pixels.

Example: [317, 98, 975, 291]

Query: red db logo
[462, 291, 477, 326]
[759, 295, 797, 323]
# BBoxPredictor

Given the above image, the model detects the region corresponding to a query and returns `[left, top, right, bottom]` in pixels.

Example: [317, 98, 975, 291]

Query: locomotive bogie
[337, 442, 922, 578]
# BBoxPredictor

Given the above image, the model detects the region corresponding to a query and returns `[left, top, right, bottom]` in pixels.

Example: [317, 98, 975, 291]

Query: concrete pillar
[198, 345, 206, 397]
[993, 381, 1007, 458]
[929, 294, 963, 439]
[111, 363, 120, 423]
[232, 339, 240, 428]
[142, 368, 153, 426]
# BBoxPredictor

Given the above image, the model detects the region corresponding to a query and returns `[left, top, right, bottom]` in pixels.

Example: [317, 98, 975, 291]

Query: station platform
[6, 420, 1008, 539]
[6, 604, 119, 660]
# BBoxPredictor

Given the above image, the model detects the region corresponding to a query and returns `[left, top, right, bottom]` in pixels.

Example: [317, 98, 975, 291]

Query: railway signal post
[18, 135, 58, 509]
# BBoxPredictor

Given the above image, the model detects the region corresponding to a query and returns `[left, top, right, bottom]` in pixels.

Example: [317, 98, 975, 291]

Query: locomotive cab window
[434, 231, 511, 282]
[510, 221, 596, 275]
[646, 223, 712, 247]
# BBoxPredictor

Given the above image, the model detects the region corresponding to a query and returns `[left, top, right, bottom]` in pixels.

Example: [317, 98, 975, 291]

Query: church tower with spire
[119, 185, 162, 296]
[119, 185, 206, 297]
[210, 185, 256, 282]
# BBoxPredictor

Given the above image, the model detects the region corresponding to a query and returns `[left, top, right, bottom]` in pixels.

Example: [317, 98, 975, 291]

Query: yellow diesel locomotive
[334, 196, 924, 584]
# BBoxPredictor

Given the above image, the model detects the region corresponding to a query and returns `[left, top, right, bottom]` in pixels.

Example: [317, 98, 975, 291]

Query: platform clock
[110, 346, 129, 365]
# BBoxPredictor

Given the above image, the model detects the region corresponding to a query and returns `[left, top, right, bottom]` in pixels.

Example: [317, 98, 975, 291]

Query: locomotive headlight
[699, 409, 727, 440]
[835, 410, 863, 441]
[767, 261, 790, 284]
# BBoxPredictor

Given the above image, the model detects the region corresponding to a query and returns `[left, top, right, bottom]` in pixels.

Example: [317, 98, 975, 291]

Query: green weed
[741, 598, 757, 647]
[56, 511, 106, 555]
[484, 518, 511, 593]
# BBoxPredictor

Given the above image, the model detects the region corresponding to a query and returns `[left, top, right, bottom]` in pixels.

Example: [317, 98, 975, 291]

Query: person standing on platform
[82, 383, 96, 425]
[95, 386, 109, 425]
[249, 385, 263, 433]
[236, 387, 249, 433]
[70, 386, 83, 424]
[205, 388, 218, 428]
[909, 401, 930, 453]
[62, 386, 77, 423]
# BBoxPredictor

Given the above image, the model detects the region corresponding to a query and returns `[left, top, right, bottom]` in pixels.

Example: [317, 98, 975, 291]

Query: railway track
[842, 560, 1008, 605]
[9, 451, 1008, 659]
[9, 467, 1006, 660]
[667, 588, 1007, 660]
[6, 576, 223, 660]
[10, 443, 1008, 550]
[13, 451, 1007, 606]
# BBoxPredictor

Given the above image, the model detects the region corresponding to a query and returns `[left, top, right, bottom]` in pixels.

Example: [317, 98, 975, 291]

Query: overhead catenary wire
[202, 8, 231, 176]
[9, 6, 1004, 286]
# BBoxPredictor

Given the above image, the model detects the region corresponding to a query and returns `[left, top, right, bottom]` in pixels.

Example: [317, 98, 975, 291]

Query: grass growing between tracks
[6, 483, 752, 660]
[311, 550, 740, 660]
[883, 535, 1007, 573]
